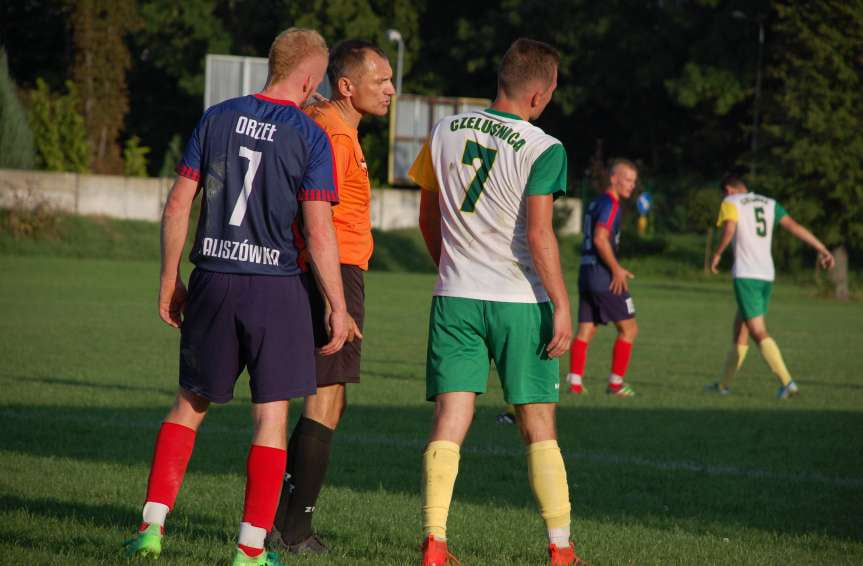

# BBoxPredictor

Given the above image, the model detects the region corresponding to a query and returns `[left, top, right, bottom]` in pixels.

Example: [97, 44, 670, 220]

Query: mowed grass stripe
[3, 404, 862, 491]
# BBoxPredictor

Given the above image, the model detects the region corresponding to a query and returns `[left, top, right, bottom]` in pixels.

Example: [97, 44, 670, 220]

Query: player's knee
[754, 330, 770, 343]
[620, 323, 638, 342]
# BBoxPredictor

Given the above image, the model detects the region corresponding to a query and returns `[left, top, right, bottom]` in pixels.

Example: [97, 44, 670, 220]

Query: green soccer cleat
[123, 523, 162, 559]
[231, 548, 286, 566]
[607, 384, 636, 397]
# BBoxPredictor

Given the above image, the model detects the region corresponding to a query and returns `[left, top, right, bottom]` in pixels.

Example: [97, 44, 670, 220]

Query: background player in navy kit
[123, 28, 354, 566]
[567, 159, 638, 397]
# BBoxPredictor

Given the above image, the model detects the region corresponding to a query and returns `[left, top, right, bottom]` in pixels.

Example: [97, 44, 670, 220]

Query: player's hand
[710, 253, 722, 274]
[319, 308, 351, 356]
[818, 249, 835, 270]
[346, 315, 363, 342]
[320, 298, 362, 343]
[546, 306, 573, 359]
[609, 267, 634, 294]
[158, 276, 187, 329]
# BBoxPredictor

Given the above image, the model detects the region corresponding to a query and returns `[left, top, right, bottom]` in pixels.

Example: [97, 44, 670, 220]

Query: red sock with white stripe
[238, 445, 287, 557]
[568, 339, 589, 393]
[569, 339, 588, 376]
[141, 422, 197, 530]
[608, 338, 633, 390]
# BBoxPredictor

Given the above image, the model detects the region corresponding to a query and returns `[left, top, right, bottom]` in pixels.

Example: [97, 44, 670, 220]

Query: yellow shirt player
[709, 175, 834, 398]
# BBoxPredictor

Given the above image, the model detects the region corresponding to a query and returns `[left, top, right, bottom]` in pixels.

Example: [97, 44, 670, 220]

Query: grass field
[1, 248, 862, 565]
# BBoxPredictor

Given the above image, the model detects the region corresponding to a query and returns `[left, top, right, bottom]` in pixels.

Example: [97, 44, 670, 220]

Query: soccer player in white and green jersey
[409, 38, 584, 566]
[709, 175, 834, 398]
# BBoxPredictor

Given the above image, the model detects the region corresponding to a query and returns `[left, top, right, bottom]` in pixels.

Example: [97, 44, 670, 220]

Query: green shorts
[425, 296, 560, 405]
[733, 278, 773, 320]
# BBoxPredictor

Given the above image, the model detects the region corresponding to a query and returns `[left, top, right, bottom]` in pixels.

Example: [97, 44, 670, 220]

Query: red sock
[242, 444, 287, 532]
[569, 339, 589, 375]
[145, 422, 197, 509]
[238, 544, 264, 557]
[611, 338, 633, 379]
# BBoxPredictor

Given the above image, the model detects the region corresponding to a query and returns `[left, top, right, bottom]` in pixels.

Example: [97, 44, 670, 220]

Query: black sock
[272, 416, 334, 544]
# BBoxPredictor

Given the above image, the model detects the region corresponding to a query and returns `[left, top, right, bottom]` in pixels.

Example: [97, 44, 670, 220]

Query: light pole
[386, 28, 404, 95]
[733, 10, 765, 179]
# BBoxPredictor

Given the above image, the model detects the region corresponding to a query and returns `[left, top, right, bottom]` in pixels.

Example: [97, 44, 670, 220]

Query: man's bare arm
[779, 216, 835, 269]
[302, 201, 351, 355]
[711, 220, 737, 274]
[419, 189, 442, 266]
[527, 195, 572, 358]
[159, 175, 199, 328]
[594, 226, 633, 294]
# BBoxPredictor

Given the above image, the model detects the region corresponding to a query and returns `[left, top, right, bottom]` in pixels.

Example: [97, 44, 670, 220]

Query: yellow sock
[719, 344, 749, 389]
[759, 337, 792, 386]
[527, 440, 571, 531]
[422, 440, 460, 539]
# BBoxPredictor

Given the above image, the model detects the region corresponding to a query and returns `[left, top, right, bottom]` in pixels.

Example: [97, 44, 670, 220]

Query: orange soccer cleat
[421, 535, 461, 566]
[549, 542, 588, 565]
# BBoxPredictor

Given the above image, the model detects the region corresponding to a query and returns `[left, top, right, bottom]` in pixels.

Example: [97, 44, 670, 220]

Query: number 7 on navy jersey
[460, 140, 497, 213]
[228, 146, 262, 226]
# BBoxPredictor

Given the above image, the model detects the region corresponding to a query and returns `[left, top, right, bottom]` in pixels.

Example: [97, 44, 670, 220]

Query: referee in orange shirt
[268, 39, 395, 554]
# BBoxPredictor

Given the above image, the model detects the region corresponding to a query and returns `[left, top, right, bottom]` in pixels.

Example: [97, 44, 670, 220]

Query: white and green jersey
[408, 108, 567, 302]
[716, 192, 788, 281]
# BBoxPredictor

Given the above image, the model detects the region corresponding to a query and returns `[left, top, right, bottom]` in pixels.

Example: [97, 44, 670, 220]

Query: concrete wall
[0, 169, 581, 234]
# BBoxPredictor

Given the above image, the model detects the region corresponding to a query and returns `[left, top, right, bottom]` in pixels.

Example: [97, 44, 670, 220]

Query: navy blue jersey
[177, 93, 339, 276]
[580, 191, 621, 271]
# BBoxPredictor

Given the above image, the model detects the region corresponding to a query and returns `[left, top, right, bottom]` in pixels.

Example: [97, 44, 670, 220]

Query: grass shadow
[1, 402, 861, 543]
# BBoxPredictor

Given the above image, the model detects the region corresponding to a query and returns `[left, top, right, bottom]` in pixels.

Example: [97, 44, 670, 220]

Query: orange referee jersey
[304, 101, 373, 270]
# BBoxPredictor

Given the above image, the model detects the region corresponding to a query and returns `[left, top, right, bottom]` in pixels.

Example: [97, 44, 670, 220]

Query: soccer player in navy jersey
[567, 159, 639, 397]
[123, 28, 355, 566]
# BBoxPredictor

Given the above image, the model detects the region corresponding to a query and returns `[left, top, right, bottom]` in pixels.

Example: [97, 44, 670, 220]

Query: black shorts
[309, 264, 365, 385]
[179, 269, 317, 403]
[578, 264, 636, 325]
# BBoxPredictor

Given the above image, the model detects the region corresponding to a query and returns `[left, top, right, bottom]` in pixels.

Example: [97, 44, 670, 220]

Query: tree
[0, 49, 36, 170]
[123, 135, 150, 176]
[71, 0, 139, 174]
[759, 0, 863, 298]
[409, 0, 763, 183]
[28, 78, 90, 173]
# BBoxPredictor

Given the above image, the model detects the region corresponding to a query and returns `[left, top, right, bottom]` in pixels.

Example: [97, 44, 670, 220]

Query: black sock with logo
[273, 416, 334, 544]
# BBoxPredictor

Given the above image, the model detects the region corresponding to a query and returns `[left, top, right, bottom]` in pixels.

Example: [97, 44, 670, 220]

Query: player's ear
[337, 76, 353, 98]
[300, 73, 314, 98]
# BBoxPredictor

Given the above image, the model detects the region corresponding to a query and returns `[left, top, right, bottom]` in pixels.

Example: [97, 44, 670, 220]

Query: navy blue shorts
[578, 264, 636, 325]
[179, 269, 317, 403]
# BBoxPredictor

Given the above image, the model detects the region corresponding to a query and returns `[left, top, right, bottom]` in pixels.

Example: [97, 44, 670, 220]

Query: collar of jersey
[605, 189, 619, 201]
[484, 108, 523, 121]
[254, 93, 298, 107]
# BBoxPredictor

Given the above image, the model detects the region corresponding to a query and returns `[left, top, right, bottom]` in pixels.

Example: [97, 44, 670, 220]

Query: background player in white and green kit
[409, 38, 584, 566]
[709, 175, 835, 398]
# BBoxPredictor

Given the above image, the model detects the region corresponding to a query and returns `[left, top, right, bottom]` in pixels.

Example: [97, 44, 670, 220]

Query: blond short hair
[610, 158, 638, 176]
[267, 28, 328, 86]
[498, 38, 560, 97]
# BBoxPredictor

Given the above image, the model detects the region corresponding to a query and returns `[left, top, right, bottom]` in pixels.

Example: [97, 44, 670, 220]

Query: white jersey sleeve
[422, 109, 567, 302]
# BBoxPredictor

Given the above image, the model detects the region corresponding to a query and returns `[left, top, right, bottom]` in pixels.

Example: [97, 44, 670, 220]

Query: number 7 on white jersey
[229, 146, 262, 226]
